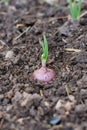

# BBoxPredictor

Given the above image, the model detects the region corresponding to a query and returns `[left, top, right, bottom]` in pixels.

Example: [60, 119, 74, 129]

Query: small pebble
[5, 50, 14, 59]
[65, 101, 75, 111]
[55, 99, 64, 110]
[76, 52, 87, 63]
[75, 104, 87, 113]
[2, 98, 10, 105]
[68, 95, 76, 102]
[0, 111, 4, 119]
[48, 117, 61, 125]
[0, 94, 4, 100]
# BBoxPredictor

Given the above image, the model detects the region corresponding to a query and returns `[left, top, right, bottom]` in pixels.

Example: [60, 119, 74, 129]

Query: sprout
[41, 35, 48, 67]
[69, 0, 82, 20]
[2, 0, 10, 4]
[32, 35, 55, 83]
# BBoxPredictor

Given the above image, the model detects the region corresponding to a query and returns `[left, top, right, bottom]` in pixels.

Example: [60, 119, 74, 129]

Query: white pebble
[5, 50, 14, 59]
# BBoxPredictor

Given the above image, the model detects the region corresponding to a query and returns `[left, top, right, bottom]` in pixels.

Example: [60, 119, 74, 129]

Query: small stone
[0, 94, 4, 100]
[6, 90, 13, 99]
[76, 52, 87, 63]
[59, 21, 72, 36]
[20, 97, 33, 107]
[80, 89, 87, 95]
[6, 105, 13, 112]
[55, 99, 64, 110]
[0, 111, 4, 119]
[75, 104, 87, 113]
[10, 123, 17, 129]
[85, 99, 87, 104]
[77, 74, 87, 88]
[65, 101, 75, 111]
[68, 95, 76, 103]
[12, 55, 21, 64]
[17, 118, 24, 125]
[23, 92, 31, 98]
[40, 0, 59, 6]
[8, 6, 16, 14]
[33, 93, 42, 106]
[24, 65, 29, 70]
[55, 99, 75, 112]
[44, 101, 50, 107]
[75, 126, 82, 130]
[12, 91, 22, 103]
[38, 107, 44, 116]
[48, 117, 61, 125]
[21, 93, 33, 107]
[5, 50, 14, 59]
[2, 98, 10, 105]
[15, 0, 27, 6]
[57, 87, 67, 96]
[30, 107, 36, 116]
[34, 93, 40, 100]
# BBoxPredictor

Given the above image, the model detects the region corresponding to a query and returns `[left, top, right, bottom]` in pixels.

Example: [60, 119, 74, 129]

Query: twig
[80, 11, 87, 18]
[13, 26, 31, 41]
[0, 12, 8, 15]
[65, 48, 82, 53]
[0, 40, 9, 48]
[40, 90, 44, 97]
[65, 85, 70, 97]
[0, 119, 4, 129]
[48, 15, 68, 22]
[0, 40, 6, 45]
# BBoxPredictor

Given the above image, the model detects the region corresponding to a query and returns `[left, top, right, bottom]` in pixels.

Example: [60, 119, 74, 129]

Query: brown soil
[0, 0, 87, 130]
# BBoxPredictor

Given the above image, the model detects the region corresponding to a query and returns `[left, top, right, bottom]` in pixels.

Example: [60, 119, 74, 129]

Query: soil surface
[0, 0, 87, 130]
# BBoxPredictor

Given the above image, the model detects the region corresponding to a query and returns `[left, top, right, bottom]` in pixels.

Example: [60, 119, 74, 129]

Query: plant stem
[42, 60, 46, 68]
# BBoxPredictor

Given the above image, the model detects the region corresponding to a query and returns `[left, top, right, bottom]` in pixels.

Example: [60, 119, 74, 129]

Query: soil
[0, 0, 87, 130]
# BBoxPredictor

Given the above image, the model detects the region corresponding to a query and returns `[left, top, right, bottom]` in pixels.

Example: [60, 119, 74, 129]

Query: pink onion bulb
[33, 67, 55, 82]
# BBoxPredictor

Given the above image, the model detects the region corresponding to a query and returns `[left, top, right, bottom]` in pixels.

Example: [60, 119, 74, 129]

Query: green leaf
[41, 35, 48, 63]
[69, 0, 82, 20]
[2, 0, 9, 4]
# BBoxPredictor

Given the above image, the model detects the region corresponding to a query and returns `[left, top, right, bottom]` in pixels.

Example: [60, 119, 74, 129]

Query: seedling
[69, 0, 82, 20]
[32, 35, 55, 83]
[41, 35, 48, 67]
[2, 0, 10, 4]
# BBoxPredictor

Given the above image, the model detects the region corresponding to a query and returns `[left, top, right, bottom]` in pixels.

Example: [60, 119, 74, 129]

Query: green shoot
[2, 0, 10, 4]
[41, 35, 48, 66]
[69, 0, 82, 20]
